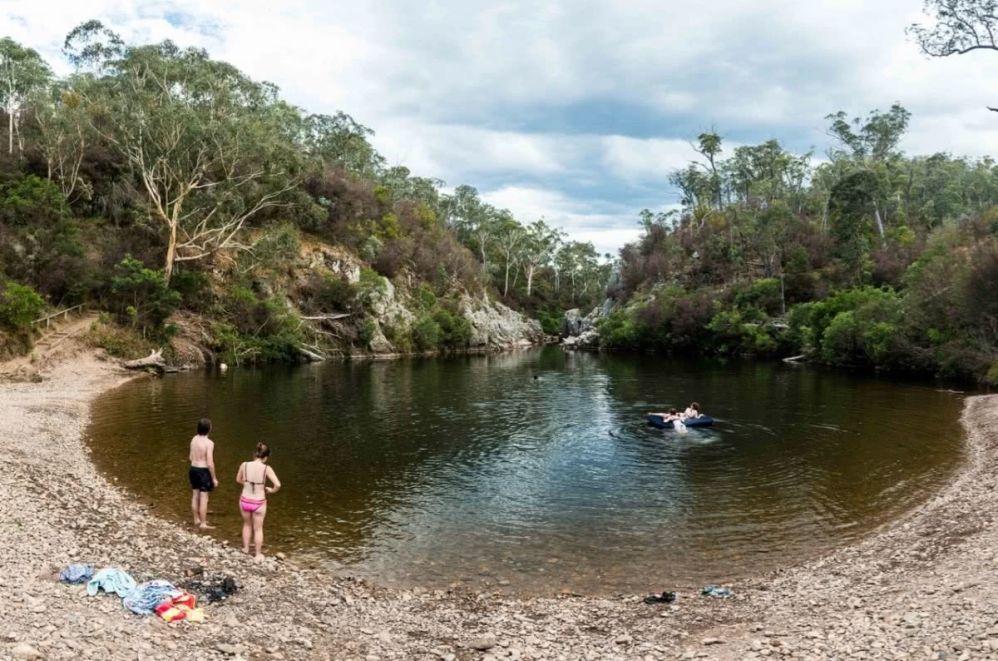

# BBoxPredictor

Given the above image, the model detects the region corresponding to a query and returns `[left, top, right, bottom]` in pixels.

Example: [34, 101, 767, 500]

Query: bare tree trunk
[526, 265, 535, 297]
[780, 272, 786, 316]
[503, 259, 511, 296]
[7, 109, 12, 155]
[164, 221, 178, 284]
[873, 204, 886, 244]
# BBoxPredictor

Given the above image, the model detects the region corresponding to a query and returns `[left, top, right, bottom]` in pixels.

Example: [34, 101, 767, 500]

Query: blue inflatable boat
[647, 414, 714, 429]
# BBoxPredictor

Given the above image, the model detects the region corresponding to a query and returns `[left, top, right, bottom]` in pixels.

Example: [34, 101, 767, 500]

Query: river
[87, 347, 964, 594]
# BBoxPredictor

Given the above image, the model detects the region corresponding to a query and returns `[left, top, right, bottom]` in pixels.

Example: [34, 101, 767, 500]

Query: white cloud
[5, 0, 998, 257]
[480, 185, 651, 257]
[601, 136, 699, 182]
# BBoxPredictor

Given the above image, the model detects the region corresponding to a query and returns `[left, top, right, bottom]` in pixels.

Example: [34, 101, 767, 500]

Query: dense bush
[0, 280, 45, 330]
[212, 287, 304, 364]
[0, 175, 88, 301]
[107, 256, 181, 335]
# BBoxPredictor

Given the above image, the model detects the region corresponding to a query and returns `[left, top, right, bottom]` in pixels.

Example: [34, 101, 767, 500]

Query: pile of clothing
[60, 564, 206, 623]
[179, 575, 239, 604]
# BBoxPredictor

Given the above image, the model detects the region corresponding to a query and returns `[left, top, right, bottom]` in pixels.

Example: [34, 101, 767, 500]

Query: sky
[4, 0, 998, 255]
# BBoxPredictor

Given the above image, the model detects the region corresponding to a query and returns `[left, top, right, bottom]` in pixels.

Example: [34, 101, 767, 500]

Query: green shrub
[986, 362, 998, 387]
[433, 304, 472, 349]
[0, 175, 70, 226]
[412, 314, 441, 351]
[305, 273, 359, 314]
[108, 256, 181, 334]
[734, 278, 782, 316]
[598, 309, 639, 348]
[415, 284, 437, 310]
[384, 323, 412, 353]
[358, 318, 377, 348]
[83, 316, 158, 359]
[169, 269, 210, 311]
[0, 281, 45, 330]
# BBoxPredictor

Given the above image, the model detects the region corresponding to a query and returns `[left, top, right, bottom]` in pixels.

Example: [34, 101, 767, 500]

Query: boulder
[460, 296, 544, 350]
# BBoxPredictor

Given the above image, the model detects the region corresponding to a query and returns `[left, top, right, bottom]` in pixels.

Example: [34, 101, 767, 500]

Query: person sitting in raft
[682, 402, 703, 420]
[236, 442, 282, 561]
[650, 407, 683, 422]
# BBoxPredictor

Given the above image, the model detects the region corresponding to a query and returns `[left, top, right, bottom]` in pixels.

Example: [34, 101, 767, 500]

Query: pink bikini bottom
[239, 496, 265, 513]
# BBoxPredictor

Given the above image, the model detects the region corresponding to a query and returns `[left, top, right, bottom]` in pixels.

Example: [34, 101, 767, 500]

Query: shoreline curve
[3, 350, 996, 660]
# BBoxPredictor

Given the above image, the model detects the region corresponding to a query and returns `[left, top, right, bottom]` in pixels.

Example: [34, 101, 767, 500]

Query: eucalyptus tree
[908, 0, 998, 111]
[74, 30, 299, 281]
[493, 213, 526, 296]
[694, 131, 724, 208]
[32, 81, 92, 201]
[520, 220, 563, 297]
[63, 20, 124, 72]
[443, 185, 498, 273]
[556, 240, 602, 303]
[303, 111, 385, 176]
[824, 105, 912, 241]
[0, 37, 52, 155]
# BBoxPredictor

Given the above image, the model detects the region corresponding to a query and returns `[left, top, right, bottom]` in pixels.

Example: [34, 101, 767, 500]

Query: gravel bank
[1, 350, 994, 660]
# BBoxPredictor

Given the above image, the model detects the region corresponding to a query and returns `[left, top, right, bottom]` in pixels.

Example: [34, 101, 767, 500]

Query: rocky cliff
[561, 298, 614, 350]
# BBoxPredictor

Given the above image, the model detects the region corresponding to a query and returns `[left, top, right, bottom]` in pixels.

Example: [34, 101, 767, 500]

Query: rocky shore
[2, 344, 997, 660]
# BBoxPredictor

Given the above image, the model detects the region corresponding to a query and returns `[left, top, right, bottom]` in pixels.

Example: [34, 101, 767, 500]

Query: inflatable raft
[647, 414, 714, 429]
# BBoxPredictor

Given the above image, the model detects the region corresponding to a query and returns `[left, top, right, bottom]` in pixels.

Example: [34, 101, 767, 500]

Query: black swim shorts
[189, 466, 214, 492]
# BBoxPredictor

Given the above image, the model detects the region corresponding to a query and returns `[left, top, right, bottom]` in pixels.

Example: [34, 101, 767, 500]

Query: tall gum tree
[75, 32, 297, 282]
[0, 37, 52, 155]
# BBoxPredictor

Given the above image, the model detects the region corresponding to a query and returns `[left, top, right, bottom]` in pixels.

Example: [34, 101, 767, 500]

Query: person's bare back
[190, 434, 214, 467]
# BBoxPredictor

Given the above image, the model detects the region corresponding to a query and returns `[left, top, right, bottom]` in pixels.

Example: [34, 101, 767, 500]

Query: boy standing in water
[189, 418, 219, 529]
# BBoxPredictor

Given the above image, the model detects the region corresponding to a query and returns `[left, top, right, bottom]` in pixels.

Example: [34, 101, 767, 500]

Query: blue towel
[701, 585, 733, 598]
[59, 564, 94, 584]
[122, 580, 180, 615]
[86, 568, 137, 597]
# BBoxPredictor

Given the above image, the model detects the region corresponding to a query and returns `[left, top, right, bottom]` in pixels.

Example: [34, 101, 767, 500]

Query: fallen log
[782, 354, 807, 363]
[123, 349, 168, 372]
[298, 345, 326, 362]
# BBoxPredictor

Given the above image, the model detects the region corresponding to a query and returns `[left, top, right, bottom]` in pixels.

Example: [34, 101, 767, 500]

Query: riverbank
[2, 346, 996, 660]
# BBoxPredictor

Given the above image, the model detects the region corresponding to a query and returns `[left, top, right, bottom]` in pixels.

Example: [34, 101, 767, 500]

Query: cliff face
[169, 239, 545, 364]
[460, 295, 545, 350]
[561, 299, 614, 350]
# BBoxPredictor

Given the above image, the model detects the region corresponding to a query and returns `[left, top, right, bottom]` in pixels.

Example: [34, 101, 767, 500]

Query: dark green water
[87, 347, 965, 594]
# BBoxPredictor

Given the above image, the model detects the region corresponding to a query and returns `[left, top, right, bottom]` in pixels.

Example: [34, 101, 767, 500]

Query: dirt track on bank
[2, 346, 996, 660]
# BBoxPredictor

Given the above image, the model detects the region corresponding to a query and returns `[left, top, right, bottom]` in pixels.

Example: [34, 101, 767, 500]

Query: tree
[443, 185, 497, 274]
[303, 111, 384, 176]
[493, 213, 525, 297]
[77, 33, 297, 281]
[825, 105, 911, 162]
[0, 37, 52, 155]
[908, 1, 998, 110]
[62, 20, 124, 72]
[32, 82, 92, 201]
[694, 131, 724, 208]
[520, 220, 562, 297]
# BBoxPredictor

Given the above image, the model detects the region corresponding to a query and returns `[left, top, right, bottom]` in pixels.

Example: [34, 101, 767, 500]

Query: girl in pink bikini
[236, 443, 281, 559]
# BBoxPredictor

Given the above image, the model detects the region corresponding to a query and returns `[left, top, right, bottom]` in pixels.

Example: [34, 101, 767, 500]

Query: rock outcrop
[460, 295, 545, 350]
[561, 299, 614, 350]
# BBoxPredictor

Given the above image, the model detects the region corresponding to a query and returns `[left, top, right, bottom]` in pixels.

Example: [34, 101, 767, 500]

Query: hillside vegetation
[602, 107, 998, 384]
[0, 23, 607, 363]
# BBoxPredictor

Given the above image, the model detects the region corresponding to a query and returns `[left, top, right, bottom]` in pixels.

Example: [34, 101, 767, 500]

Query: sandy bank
[2, 348, 996, 660]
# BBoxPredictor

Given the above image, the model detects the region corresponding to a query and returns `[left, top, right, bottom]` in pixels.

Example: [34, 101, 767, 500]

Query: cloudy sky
[4, 0, 998, 254]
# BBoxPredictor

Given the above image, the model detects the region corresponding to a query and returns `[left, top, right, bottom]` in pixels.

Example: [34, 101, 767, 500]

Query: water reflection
[88, 348, 964, 594]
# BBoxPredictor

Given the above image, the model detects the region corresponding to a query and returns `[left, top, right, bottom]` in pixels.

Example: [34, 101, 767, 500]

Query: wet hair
[254, 442, 271, 459]
[690, 402, 701, 412]
[197, 418, 211, 435]
[669, 408, 678, 415]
